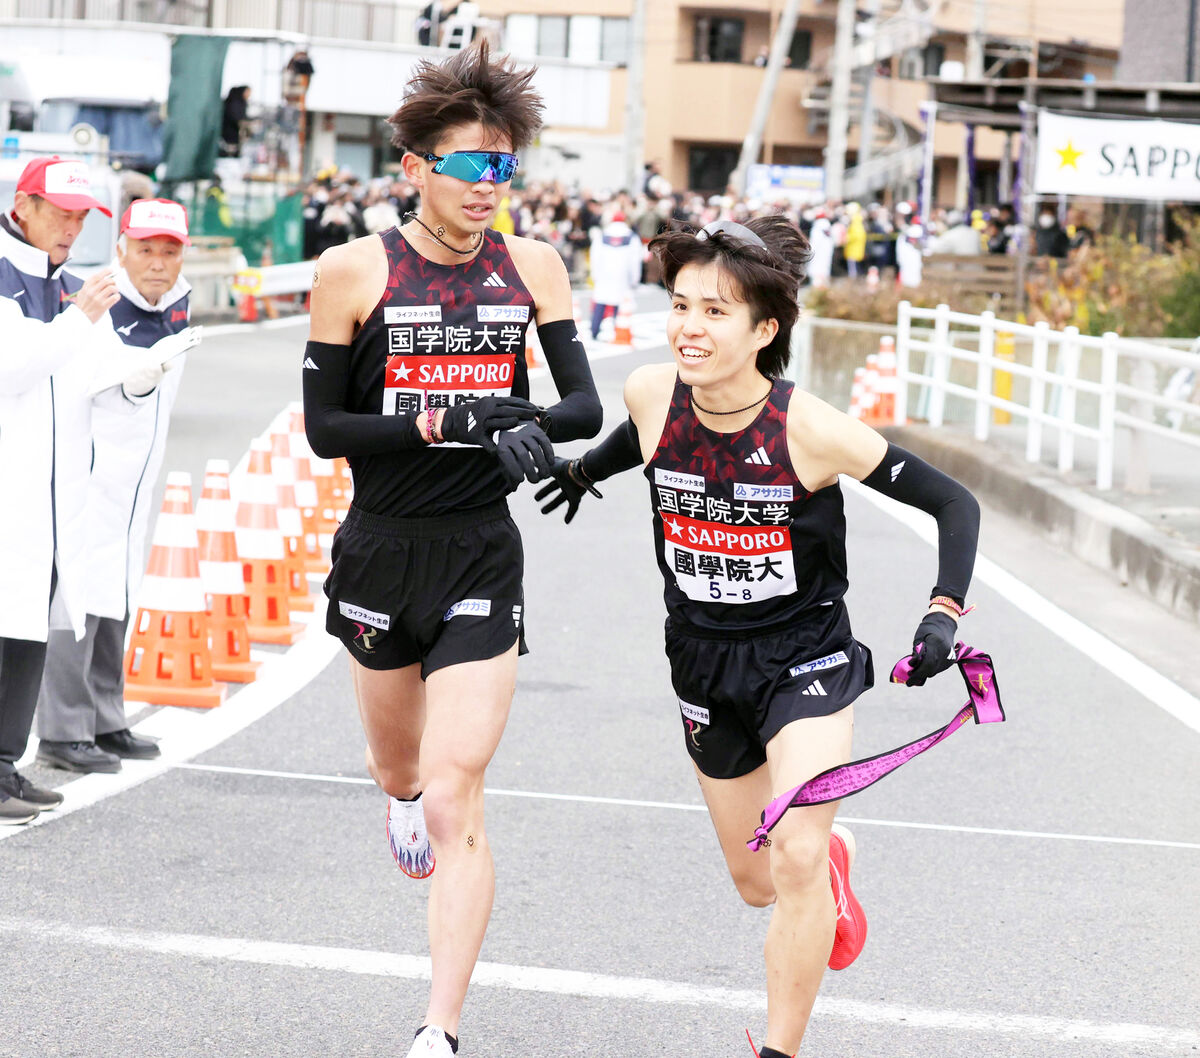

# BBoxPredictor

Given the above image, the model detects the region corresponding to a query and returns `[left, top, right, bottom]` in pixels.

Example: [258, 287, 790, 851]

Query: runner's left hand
[904, 611, 958, 686]
[495, 421, 554, 487]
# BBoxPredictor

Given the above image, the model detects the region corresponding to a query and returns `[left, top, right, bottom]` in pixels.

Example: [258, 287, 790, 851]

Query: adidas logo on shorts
[801, 680, 828, 697]
[511, 604, 522, 627]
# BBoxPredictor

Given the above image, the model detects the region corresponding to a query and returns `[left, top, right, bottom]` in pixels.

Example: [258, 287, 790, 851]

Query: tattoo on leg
[466, 834, 475, 849]
[312, 265, 321, 288]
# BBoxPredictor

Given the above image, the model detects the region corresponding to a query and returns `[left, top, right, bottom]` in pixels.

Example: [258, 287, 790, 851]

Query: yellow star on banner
[1056, 141, 1083, 170]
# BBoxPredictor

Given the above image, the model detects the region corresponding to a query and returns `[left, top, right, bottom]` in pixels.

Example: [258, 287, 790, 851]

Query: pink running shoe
[827, 823, 867, 970]
[387, 795, 435, 879]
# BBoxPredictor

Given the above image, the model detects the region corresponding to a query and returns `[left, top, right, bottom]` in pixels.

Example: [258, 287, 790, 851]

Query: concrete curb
[883, 424, 1200, 625]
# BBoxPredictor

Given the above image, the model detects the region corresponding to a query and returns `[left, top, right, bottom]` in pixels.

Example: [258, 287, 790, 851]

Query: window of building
[570, 15, 602, 63]
[538, 15, 569, 59]
[505, 14, 538, 59]
[789, 28, 812, 69]
[601, 16, 631, 64]
[923, 42, 946, 77]
[694, 16, 744, 63]
[506, 13, 629, 63]
[688, 145, 740, 194]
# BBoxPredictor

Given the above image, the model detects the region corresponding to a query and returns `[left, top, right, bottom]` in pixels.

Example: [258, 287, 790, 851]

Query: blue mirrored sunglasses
[421, 151, 519, 183]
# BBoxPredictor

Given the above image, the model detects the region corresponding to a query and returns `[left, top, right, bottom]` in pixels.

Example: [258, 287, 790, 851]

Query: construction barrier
[235, 438, 304, 645]
[124, 472, 226, 709]
[196, 459, 260, 684]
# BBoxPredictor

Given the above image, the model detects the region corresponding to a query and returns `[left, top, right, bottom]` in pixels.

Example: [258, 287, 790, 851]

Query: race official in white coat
[0, 157, 162, 825]
[587, 211, 644, 339]
[36, 199, 196, 774]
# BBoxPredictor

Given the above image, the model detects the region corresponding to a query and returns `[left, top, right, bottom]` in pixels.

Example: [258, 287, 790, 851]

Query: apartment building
[477, 0, 1123, 205]
[2, 0, 1123, 206]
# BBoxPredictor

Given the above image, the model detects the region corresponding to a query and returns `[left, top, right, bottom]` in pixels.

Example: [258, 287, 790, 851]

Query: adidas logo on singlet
[801, 680, 828, 697]
[483, 271, 506, 288]
[744, 446, 770, 466]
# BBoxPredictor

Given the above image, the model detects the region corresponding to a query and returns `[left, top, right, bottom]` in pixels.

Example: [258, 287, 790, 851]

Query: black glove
[495, 421, 554, 487]
[534, 457, 603, 523]
[904, 611, 959, 686]
[440, 395, 539, 448]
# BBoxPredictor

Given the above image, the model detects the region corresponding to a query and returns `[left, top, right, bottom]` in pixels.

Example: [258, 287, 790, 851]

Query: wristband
[429, 409, 444, 444]
[929, 595, 974, 617]
[567, 458, 602, 498]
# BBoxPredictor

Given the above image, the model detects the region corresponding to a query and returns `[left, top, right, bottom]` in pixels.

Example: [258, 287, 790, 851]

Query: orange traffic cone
[123, 472, 226, 709]
[236, 439, 304, 645]
[860, 353, 883, 425]
[848, 367, 869, 419]
[196, 459, 260, 683]
[613, 296, 634, 346]
[267, 431, 315, 613]
[238, 291, 258, 323]
[873, 335, 897, 424]
[285, 404, 330, 572]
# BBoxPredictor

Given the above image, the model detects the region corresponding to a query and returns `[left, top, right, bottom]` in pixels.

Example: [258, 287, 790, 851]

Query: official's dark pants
[36, 614, 129, 743]
[0, 564, 55, 775]
[590, 301, 617, 339]
[0, 637, 49, 776]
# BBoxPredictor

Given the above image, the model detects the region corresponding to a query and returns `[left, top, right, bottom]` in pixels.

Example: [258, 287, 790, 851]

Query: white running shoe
[405, 1025, 457, 1056]
[387, 795, 435, 879]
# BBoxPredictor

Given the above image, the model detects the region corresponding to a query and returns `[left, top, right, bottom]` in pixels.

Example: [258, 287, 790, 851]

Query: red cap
[16, 156, 112, 216]
[610, 211, 626, 223]
[121, 198, 190, 245]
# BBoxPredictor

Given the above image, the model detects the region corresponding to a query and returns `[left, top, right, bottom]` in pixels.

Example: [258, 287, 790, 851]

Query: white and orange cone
[848, 367, 869, 420]
[236, 439, 304, 645]
[613, 296, 634, 346]
[268, 430, 315, 614]
[873, 335, 897, 424]
[124, 472, 226, 708]
[196, 459, 260, 683]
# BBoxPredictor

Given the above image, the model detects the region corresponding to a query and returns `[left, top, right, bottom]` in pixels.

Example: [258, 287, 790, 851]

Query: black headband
[696, 219, 768, 250]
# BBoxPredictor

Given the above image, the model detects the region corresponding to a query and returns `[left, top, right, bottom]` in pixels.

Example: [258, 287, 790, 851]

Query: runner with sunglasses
[536, 217, 980, 1057]
[302, 42, 601, 1058]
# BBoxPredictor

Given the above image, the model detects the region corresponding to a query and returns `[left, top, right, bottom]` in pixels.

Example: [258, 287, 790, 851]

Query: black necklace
[403, 212, 482, 256]
[690, 386, 771, 416]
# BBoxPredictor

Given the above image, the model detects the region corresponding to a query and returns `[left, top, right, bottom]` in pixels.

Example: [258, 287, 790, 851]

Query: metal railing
[894, 301, 1200, 492]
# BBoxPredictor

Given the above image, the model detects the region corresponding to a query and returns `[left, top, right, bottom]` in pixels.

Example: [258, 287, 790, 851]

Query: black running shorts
[664, 602, 874, 780]
[324, 502, 527, 677]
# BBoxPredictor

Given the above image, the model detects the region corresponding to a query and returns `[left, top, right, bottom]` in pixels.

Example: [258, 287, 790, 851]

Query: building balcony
[669, 61, 820, 145]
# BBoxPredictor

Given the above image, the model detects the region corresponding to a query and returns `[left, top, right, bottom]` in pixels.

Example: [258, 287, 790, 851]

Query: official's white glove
[123, 351, 169, 396]
[150, 326, 203, 365]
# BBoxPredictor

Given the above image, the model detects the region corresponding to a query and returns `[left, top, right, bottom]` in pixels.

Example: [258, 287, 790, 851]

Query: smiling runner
[536, 216, 983, 1057]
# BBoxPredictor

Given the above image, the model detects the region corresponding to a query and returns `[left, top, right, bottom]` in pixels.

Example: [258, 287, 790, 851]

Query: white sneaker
[405, 1025, 457, 1056]
[387, 795, 435, 879]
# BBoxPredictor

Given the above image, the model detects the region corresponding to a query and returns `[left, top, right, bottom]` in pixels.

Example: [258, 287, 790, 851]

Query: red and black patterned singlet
[344, 226, 535, 517]
[645, 376, 849, 633]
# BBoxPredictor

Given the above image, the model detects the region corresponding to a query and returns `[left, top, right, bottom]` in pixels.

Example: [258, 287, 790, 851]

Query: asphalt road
[2, 298, 1198, 1058]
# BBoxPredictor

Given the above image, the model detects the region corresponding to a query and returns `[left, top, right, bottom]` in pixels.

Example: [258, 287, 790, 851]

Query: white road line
[844, 479, 1200, 736]
[169, 763, 1200, 851]
[0, 600, 341, 844]
[0, 917, 1195, 1051]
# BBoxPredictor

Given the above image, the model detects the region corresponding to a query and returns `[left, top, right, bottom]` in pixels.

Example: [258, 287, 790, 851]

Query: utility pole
[966, 0, 986, 79]
[856, 0, 882, 202]
[624, 0, 647, 195]
[825, 0, 857, 204]
[730, 0, 802, 196]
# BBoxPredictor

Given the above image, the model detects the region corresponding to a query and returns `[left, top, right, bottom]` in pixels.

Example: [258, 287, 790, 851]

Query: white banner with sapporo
[1035, 110, 1200, 201]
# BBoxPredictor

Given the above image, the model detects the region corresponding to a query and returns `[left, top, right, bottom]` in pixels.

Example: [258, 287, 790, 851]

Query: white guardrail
[894, 301, 1200, 491]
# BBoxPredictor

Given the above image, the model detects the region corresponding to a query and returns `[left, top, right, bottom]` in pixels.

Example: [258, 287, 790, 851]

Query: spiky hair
[389, 40, 544, 155]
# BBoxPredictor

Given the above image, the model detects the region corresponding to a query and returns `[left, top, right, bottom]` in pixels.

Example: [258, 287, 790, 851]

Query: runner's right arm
[536, 363, 674, 522]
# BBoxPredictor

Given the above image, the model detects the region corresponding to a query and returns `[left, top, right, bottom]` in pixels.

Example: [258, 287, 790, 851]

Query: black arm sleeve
[535, 319, 604, 442]
[579, 416, 643, 482]
[860, 442, 980, 607]
[302, 340, 425, 458]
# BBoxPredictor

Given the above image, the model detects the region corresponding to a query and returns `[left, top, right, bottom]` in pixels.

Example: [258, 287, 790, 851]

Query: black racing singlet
[344, 226, 535, 517]
[645, 376, 849, 633]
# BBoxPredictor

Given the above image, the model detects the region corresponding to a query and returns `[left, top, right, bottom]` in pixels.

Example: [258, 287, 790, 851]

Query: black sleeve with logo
[302, 340, 424, 458]
[860, 443, 980, 606]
